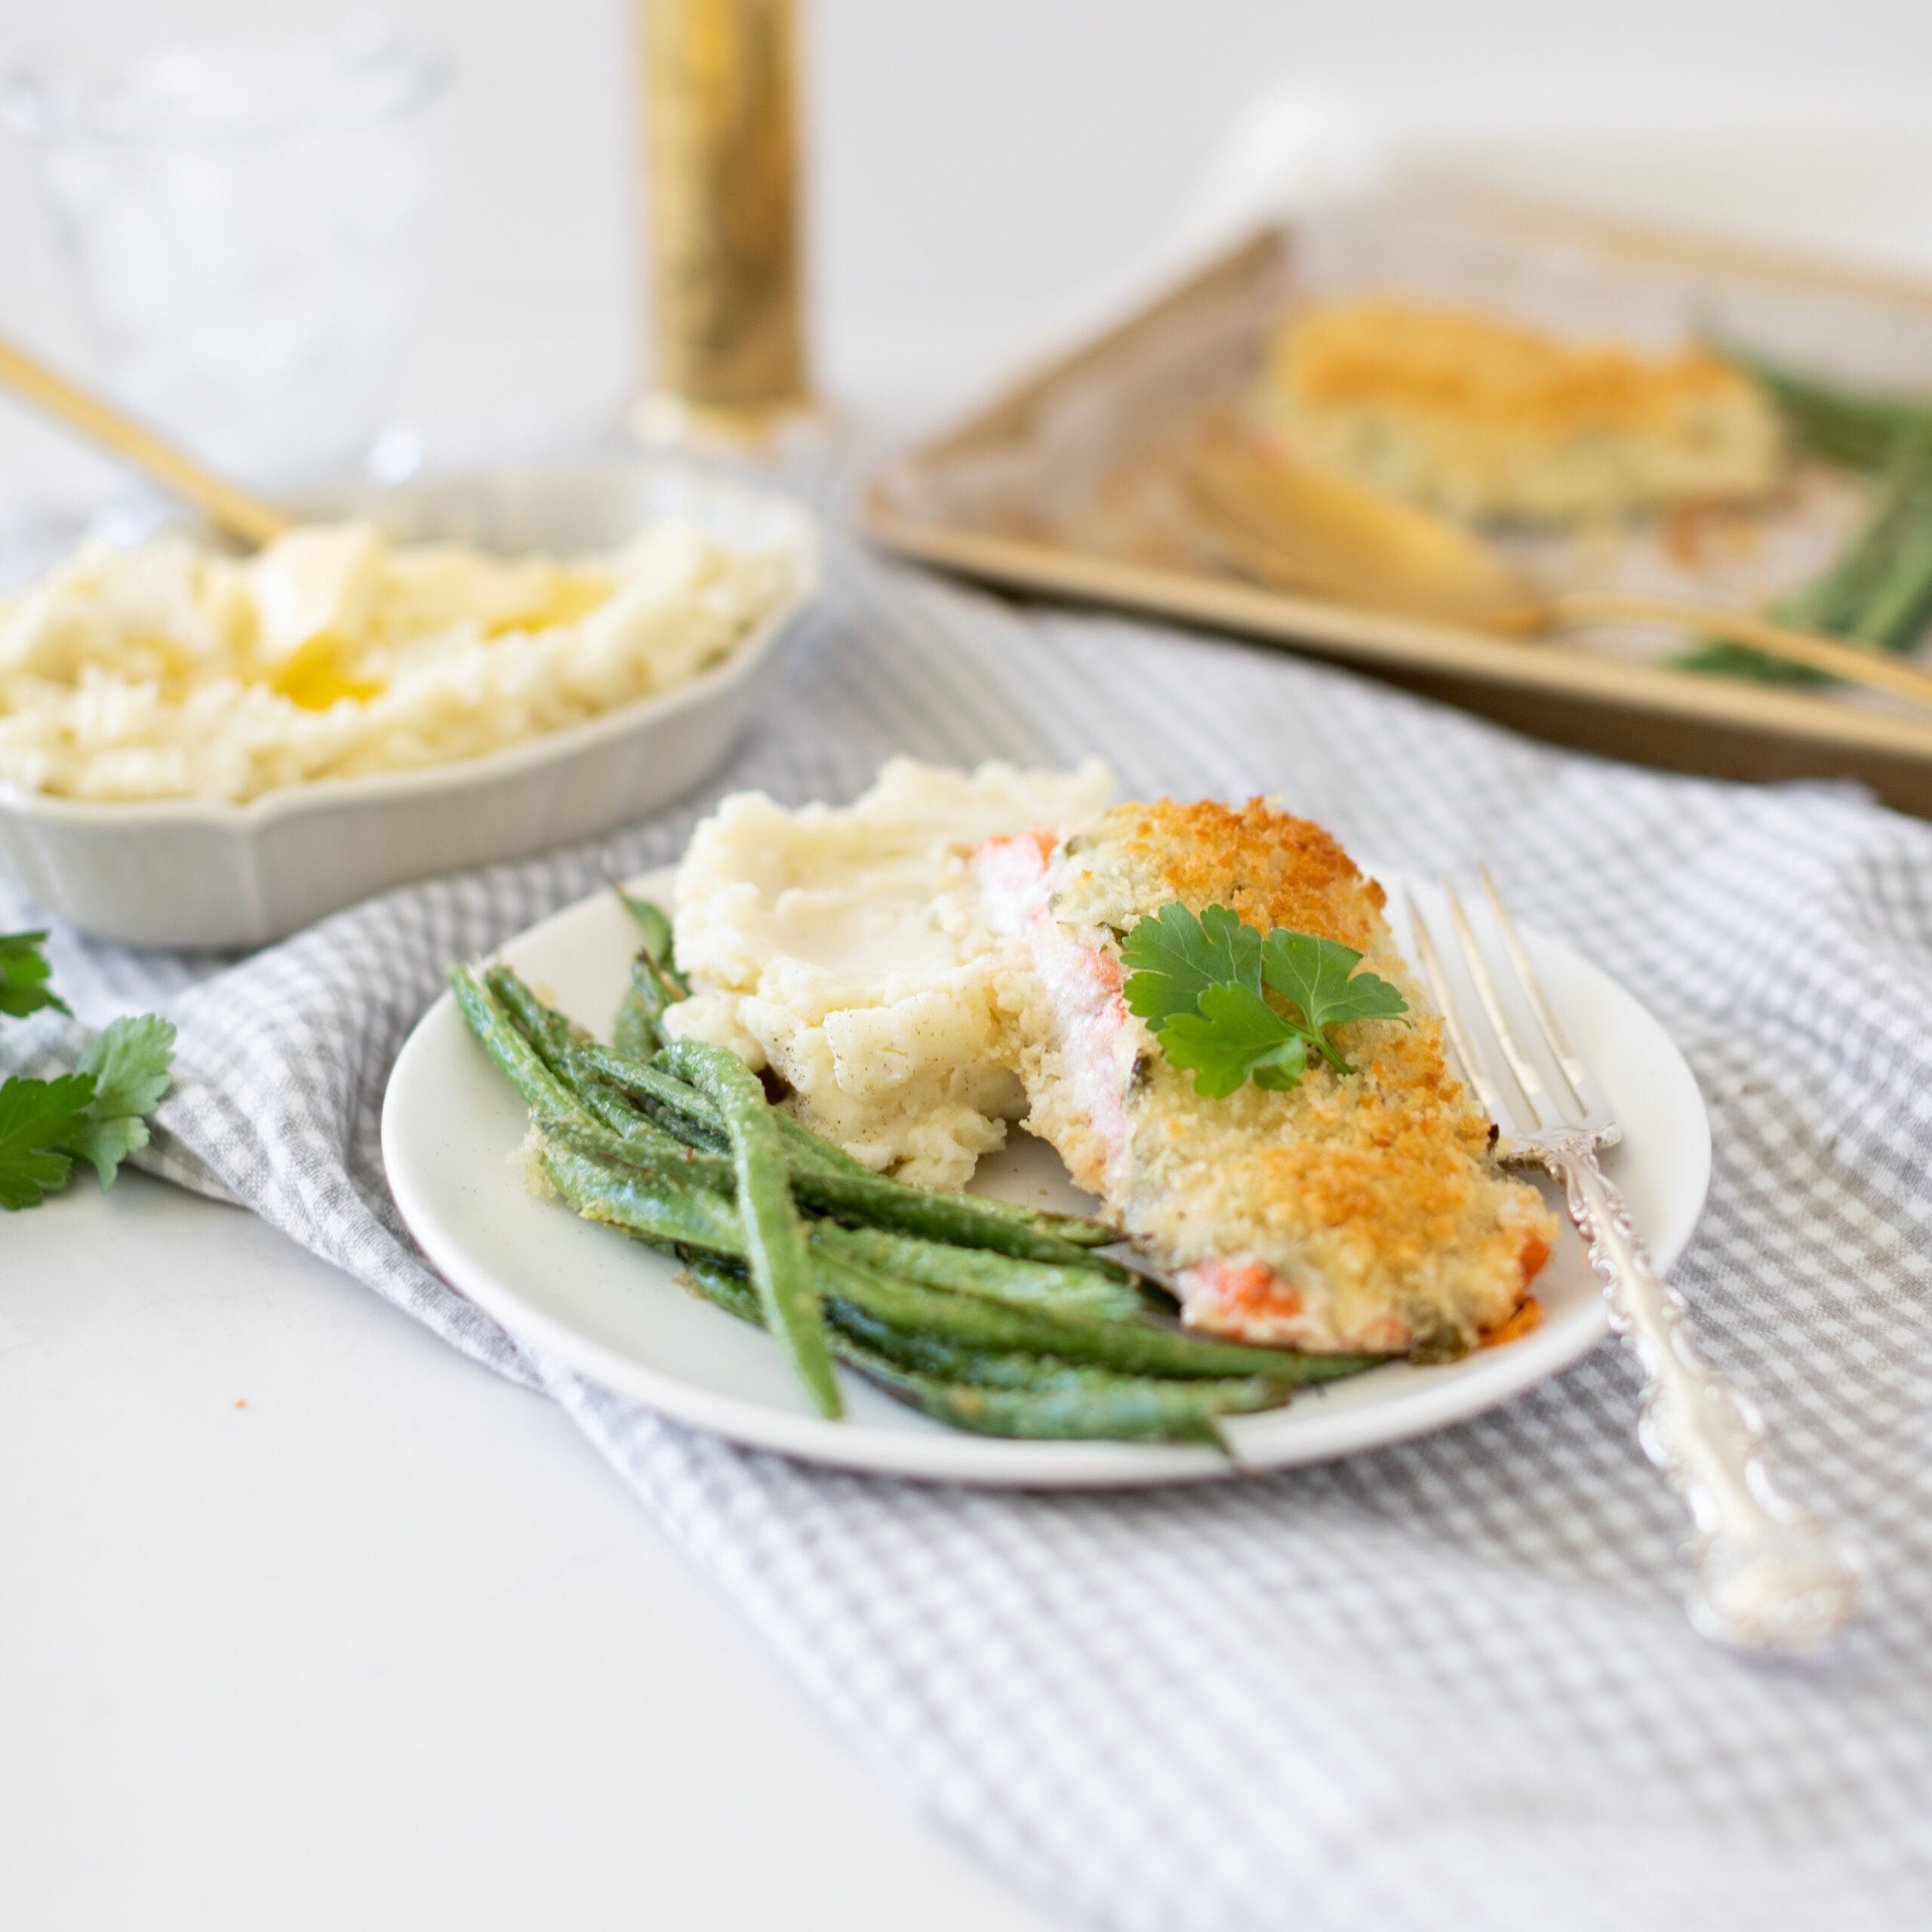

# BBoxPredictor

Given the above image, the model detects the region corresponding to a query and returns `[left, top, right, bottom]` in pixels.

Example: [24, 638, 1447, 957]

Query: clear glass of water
[5, 26, 451, 490]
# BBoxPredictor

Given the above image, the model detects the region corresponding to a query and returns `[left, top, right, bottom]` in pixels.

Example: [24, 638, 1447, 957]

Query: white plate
[382, 866, 1709, 1488]
[0, 463, 817, 949]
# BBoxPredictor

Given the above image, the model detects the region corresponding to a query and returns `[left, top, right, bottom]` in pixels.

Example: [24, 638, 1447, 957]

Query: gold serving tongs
[1189, 430, 1932, 714]
[0, 331, 290, 549]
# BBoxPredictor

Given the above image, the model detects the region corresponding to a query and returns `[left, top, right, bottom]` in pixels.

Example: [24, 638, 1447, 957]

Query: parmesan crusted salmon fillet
[1263, 298, 1786, 525]
[961, 799, 1557, 1355]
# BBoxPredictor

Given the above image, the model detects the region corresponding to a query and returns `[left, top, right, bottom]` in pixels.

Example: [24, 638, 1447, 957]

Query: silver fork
[1407, 868, 1862, 1655]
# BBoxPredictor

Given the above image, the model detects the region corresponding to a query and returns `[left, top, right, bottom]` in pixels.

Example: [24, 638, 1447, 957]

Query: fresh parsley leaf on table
[1121, 902, 1407, 1100]
[63, 1014, 178, 1187]
[0, 932, 176, 1213]
[0, 931, 71, 1020]
[0, 1072, 97, 1210]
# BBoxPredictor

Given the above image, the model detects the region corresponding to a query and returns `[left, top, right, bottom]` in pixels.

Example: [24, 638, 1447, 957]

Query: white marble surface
[0, 1175, 1060, 1930]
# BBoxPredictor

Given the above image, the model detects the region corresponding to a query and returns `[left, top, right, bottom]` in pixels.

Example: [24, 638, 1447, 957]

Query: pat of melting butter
[250, 525, 387, 663]
[666, 758, 1113, 1188]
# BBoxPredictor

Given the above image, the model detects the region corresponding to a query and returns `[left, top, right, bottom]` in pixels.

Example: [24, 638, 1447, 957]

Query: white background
[5, 5, 1932, 1929]
[6, 1, 1932, 455]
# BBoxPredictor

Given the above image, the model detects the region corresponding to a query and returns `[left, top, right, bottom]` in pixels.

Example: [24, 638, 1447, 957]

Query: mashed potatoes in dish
[663, 757, 1112, 1187]
[0, 519, 798, 803]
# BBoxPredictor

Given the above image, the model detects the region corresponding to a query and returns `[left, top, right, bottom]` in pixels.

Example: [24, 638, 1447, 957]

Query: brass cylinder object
[635, 0, 813, 442]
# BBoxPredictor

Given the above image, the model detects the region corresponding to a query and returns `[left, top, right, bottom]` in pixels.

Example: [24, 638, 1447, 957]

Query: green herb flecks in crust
[1120, 901, 1407, 1100]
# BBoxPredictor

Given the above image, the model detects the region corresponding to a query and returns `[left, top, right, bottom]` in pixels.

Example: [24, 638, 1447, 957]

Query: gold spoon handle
[0, 333, 290, 549]
[1188, 448, 1932, 715]
[1553, 589, 1932, 712]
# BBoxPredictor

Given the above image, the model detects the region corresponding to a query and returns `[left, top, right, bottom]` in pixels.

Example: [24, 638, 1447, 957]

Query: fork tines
[1404, 872, 1618, 1149]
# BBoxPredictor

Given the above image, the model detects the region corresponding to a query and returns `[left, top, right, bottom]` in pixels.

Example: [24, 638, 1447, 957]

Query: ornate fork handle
[1544, 1137, 1861, 1654]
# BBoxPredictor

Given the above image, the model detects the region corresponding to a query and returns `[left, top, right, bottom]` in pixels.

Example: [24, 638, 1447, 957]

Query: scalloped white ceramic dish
[0, 463, 817, 950]
[382, 864, 1712, 1489]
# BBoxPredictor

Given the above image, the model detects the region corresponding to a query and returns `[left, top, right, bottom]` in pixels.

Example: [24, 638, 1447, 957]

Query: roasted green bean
[657, 1039, 840, 1419]
[545, 1117, 735, 1184]
[1679, 423, 1932, 683]
[1719, 342, 1932, 471]
[813, 1222, 1143, 1322]
[544, 1130, 1378, 1386]
[790, 1163, 1121, 1267]
[581, 1041, 877, 1181]
[449, 965, 593, 1128]
[485, 964, 589, 1061]
[609, 884, 690, 1056]
[483, 965, 669, 1144]
[546, 1118, 1137, 1323]
[684, 1258, 1299, 1441]
[814, 1247, 1383, 1384]
[611, 884, 690, 994]
[613, 960, 669, 1058]
[463, 915, 1392, 1443]
[541, 1143, 745, 1255]
[568, 1033, 1119, 1254]
[612, 983, 660, 1060]
[847, 1353, 1295, 1441]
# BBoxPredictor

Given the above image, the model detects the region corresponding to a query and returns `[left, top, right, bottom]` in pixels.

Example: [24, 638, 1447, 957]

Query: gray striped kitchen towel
[5, 528, 1929, 1932]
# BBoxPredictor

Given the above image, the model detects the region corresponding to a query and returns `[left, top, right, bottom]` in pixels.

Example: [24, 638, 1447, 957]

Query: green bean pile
[1685, 349, 1932, 685]
[448, 891, 1388, 1444]
[1717, 343, 1932, 474]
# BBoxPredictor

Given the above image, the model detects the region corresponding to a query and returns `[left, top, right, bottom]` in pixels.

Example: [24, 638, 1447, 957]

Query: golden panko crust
[1275, 299, 1759, 428]
[1100, 797, 1384, 945]
[1260, 297, 1786, 525]
[983, 795, 1557, 1352]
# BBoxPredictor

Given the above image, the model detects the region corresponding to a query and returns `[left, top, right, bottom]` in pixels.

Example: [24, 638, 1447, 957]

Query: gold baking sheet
[863, 203, 1932, 816]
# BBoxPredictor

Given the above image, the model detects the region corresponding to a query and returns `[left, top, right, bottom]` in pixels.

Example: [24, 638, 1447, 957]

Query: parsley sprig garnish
[1, 928, 70, 1020]
[1120, 902, 1407, 1100]
[0, 931, 175, 1211]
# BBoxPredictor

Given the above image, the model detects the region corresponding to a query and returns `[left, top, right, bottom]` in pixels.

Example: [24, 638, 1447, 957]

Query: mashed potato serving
[0, 518, 798, 803]
[664, 757, 1112, 1187]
